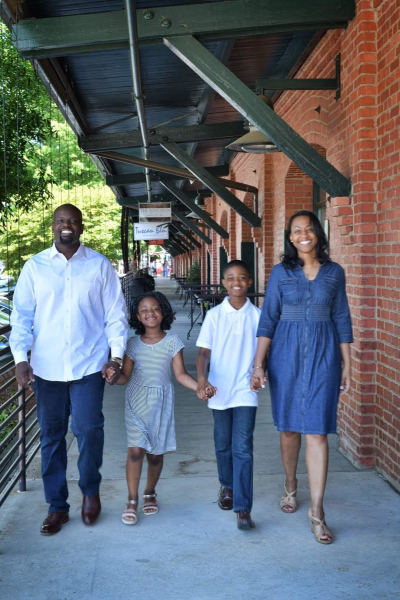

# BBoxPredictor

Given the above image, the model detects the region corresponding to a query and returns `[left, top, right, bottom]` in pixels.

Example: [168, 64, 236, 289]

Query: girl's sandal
[308, 509, 334, 544]
[280, 481, 297, 513]
[143, 493, 159, 515]
[121, 499, 138, 525]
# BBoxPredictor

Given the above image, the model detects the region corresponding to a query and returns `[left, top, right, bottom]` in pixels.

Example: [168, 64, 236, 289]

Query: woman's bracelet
[253, 365, 263, 369]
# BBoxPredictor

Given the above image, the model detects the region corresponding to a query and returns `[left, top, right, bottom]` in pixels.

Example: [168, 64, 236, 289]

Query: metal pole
[18, 387, 26, 492]
[125, 0, 152, 201]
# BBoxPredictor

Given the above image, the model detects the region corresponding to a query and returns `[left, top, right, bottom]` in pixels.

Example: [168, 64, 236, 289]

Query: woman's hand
[339, 343, 351, 393]
[250, 366, 266, 391]
[340, 364, 351, 393]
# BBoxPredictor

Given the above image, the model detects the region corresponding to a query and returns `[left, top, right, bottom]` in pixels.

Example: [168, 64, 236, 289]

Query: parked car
[0, 275, 15, 292]
[0, 333, 13, 370]
[0, 297, 12, 329]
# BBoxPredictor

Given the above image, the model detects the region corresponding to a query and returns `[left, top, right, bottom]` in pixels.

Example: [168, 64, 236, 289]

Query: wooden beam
[13, 1, 355, 59]
[164, 35, 351, 197]
[161, 141, 261, 227]
[160, 179, 229, 239]
[98, 151, 255, 193]
[80, 121, 248, 152]
[171, 207, 212, 245]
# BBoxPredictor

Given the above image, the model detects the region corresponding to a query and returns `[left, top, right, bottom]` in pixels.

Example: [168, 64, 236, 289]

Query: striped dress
[124, 333, 184, 454]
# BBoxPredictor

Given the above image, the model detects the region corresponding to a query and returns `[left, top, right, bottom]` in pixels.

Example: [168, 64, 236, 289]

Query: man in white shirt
[10, 204, 128, 536]
[196, 260, 260, 530]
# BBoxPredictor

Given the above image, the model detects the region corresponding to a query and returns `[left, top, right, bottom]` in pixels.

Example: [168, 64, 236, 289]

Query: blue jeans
[34, 372, 105, 514]
[213, 407, 257, 513]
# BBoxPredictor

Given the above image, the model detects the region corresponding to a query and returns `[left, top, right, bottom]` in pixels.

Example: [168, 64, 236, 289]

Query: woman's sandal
[143, 493, 159, 515]
[121, 499, 138, 525]
[280, 480, 297, 513]
[308, 508, 334, 544]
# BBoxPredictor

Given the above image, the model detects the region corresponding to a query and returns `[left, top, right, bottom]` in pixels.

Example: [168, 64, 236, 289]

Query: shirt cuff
[256, 326, 275, 338]
[12, 350, 29, 365]
[110, 346, 124, 360]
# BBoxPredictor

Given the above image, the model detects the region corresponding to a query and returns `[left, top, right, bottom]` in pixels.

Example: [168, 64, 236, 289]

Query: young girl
[106, 291, 211, 525]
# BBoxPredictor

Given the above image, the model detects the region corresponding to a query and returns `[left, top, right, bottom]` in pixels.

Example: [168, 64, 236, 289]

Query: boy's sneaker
[218, 486, 233, 510]
[237, 510, 255, 530]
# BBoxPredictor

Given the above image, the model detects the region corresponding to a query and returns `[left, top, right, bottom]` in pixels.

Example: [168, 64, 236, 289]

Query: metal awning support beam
[170, 224, 196, 250]
[116, 194, 169, 206]
[171, 207, 212, 245]
[161, 141, 261, 227]
[98, 150, 256, 194]
[160, 179, 229, 239]
[256, 55, 341, 100]
[169, 229, 192, 252]
[164, 35, 351, 197]
[13, 0, 355, 59]
[167, 236, 185, 254]
[171, 223, 202, 249]
[80, 121, 248, 152]
[170, 237, 187, 254]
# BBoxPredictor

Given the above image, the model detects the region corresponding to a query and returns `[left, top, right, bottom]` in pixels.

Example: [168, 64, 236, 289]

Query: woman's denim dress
[257, 261, 353, 434]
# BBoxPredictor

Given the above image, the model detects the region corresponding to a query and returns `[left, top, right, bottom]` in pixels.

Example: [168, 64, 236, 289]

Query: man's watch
[111, 357, 123, 367]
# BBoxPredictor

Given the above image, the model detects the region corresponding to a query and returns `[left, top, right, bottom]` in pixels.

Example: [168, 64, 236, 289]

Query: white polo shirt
[196, 297, 260, 409]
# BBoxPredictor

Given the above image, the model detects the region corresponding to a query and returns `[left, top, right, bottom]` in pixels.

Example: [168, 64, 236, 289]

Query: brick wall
[192, 0, 399, 488]
[374, 0, 400, 486]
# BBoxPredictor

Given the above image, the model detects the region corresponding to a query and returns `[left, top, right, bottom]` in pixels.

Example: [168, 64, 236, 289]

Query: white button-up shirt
[10, 244, 128, 381]
[196, 296, 260, 409]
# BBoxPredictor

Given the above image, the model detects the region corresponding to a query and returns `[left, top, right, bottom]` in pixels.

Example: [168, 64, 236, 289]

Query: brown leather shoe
[237, 510, 255, 530]
[81, 493, 101, 525]
[218, 486, 233, 510]
[40, 512, 69, 536]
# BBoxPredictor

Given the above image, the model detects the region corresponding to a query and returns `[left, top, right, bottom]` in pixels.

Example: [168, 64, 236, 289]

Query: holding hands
[196, 379, 217, 402]
[250, 366, 266, 391]
[102, 360, 121, 385]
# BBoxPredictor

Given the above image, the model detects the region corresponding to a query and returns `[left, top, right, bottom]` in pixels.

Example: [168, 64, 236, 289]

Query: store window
[313, 182, 329, 241]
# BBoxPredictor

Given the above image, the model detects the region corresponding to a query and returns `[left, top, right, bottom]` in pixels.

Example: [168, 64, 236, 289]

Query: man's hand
[101, 361, 121, 385]
[15, 361, 34, 389]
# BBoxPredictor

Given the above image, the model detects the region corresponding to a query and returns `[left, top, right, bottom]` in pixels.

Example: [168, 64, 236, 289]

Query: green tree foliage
[33, 115, 103, 190]
[0, 23, 53, 224]
[1, 185, 123, 279]
[0, 19, 124, 277]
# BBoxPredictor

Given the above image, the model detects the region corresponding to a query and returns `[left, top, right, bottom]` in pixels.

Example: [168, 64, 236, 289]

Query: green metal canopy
[1, 0, 355, 254]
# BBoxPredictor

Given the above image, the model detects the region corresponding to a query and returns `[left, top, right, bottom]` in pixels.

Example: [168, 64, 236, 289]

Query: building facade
[173, 0, 400, 489]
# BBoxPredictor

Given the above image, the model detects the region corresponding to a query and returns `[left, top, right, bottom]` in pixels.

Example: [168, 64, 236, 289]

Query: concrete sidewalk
[0, 277, 399, 600]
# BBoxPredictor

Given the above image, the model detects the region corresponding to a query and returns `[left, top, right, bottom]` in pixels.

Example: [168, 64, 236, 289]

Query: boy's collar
[222, 296, 250, 312]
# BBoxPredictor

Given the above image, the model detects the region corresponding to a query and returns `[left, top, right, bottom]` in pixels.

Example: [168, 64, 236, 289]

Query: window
[313, 182, 329, 241]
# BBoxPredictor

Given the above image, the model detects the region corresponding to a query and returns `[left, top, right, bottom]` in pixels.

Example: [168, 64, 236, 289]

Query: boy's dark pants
[212, 406, 257, 513]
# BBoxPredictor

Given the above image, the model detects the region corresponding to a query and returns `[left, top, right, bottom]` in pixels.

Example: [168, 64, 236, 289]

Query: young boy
[196, 260, 261, 530]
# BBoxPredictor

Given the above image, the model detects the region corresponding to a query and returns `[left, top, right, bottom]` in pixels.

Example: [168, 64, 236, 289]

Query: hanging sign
[133, 222, 169, 240]
[139, 202, 171, 223]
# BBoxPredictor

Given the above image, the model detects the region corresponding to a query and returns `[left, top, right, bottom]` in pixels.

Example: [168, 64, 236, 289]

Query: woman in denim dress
[251, 211, 352, 543]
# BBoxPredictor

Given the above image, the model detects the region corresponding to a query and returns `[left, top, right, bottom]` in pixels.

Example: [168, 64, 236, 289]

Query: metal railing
[0, 325, 40, 507]
[0, 272, 138, 507]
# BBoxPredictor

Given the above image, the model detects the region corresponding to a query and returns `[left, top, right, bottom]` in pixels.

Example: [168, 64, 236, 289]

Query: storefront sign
[133, 222, 169, 240]
[139, 202, 171, 223]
